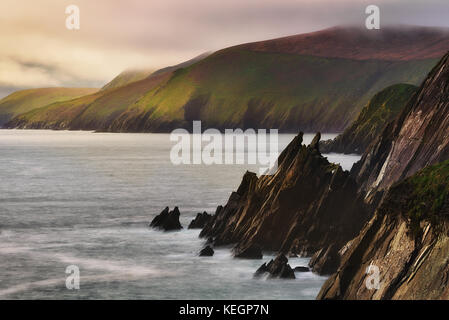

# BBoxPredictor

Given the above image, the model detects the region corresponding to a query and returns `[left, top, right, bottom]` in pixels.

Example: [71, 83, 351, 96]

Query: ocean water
[0, 130, 360, 299]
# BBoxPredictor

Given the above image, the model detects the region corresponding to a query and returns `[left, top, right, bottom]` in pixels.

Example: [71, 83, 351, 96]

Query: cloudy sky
[1, 0, 448, 97]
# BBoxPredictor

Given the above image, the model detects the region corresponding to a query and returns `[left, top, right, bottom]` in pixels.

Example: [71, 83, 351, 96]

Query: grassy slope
[7, 72, 173, 130]
[9, 50, 437, 132]
[0, 87, 98, 126]
[9, 26, 449, 132]
[321, 83, 418, 154]
[6, 53, 213, 130]
[380, 159, 449, 236]
[101, 69, 154, 91]
[129, 50, 433, 131]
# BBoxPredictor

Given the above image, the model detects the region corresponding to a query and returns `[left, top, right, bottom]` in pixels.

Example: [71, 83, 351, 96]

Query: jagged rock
[352, 52, 449, 196]
[149, 206, 183, 231]
[308, 243, 341, 275]
[188, 211, 212, 229]
[254, 263, 269, 276]
[199, 245, 214, 257]
[254, 254, 295, 279]
[310, 132, 321, 152]
[293, 266, 310, 272]
[200, 132, 369, 274]
[319, 160, 449, 299]
[234, 245, 263, 259]
[319, 53, 449, 299]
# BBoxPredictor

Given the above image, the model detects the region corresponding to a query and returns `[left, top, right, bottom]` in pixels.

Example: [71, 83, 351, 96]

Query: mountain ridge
[238, 25, 449, 60]
[5, 25, 448, 133]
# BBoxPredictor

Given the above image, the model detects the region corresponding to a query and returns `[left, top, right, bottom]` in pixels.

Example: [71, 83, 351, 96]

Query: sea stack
[149, 206, 183, 231]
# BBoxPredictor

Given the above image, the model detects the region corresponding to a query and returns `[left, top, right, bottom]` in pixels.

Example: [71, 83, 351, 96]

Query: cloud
[0, 0, 448, 97]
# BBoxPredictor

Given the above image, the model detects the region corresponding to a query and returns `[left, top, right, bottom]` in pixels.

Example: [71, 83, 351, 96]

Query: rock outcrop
[200, 132, 369, 274]
[149, 207, 183, 231]
[318, 160, 449, 299]
[199, 245, 214, 257]
[188, 211, 212, 229]
[254, 254, 295, 279]
[233, 245, 263, 259]
[352, 52, 449, 196]
[320, 84, 417, 155]
[293, 266, 310, 272]
[318, 52, 449, 300]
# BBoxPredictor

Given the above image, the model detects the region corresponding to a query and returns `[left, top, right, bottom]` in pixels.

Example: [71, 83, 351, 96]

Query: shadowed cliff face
[200, 133, 369, 275]
[318, 52, 449, 300]
[352, 52, 449, 196]
[318, 161, 449, 300]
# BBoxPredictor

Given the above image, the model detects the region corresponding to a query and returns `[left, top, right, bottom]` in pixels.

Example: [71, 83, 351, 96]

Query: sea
[0, 130, 360, 299]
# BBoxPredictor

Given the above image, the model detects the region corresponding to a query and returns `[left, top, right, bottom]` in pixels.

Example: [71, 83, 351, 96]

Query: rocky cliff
[318, 52, 449, 299]
[318, 160, 449, 299]
[200, 133, 370, 274]
[352, 52, 449, 195]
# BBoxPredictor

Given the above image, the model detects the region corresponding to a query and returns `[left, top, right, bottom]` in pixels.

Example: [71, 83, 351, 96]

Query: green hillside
[7, 71, 173, 130]
[0, 87, 98, 126]
[381, 159, 449, 236]
[6, 26, 448, 132]
[101, 69, 154, 91]
[321, 83, 418, 154]
[7, 51, 436, 132]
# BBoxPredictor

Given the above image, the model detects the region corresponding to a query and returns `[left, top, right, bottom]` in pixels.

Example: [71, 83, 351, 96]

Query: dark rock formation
[149, 207, 183, 231]
[320, 83, 417, 155]
[351, 52, 449, 197]
[188, 211, 212, 229]
[293, 266, 310, 272]
[254, 254, 295, 279]
[200, 132, 369, 274]
[234, 245, 263, 259]
[308, 243, 341, 275]
[318, 160, 449, 299]
[199, 245, 214, 257]
[319, 52, 449, 300]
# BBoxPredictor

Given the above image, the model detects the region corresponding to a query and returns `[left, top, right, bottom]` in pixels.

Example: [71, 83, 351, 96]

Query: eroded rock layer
[318, 160, 449, 299]
[318, 52, 449, 300]
[200, 133, 369, 274]
[352, 52, 449, 196]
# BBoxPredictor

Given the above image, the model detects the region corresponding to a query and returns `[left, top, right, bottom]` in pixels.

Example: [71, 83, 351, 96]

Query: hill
[320, 83, 418, 154]
[100, 53, 210, 92]
[7, 26, 449, 132]
[0, 87, 98, 127]
[241, 25, 449, 60]
[101, 69, 154, 91]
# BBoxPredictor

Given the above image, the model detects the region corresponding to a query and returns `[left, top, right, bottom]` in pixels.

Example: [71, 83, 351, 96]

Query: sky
[1, 0, 449, 97]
